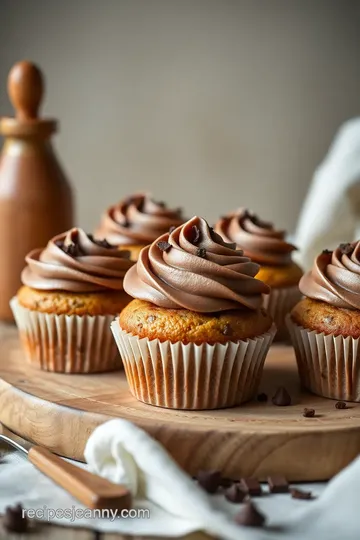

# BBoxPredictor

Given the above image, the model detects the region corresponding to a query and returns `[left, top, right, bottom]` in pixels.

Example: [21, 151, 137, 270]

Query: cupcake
[288, 242, 360, 401]
[94, 193, 184, 261]
[111, 216, 276, 410]
[11, 228, 133, 373]
[215, 208, 303, 339]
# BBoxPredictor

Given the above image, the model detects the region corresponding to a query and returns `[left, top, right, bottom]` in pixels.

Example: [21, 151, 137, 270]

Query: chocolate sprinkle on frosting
[196, 247, 207, 258]
[290, 488, 314, 500]
[322, 249, 333, 255]
[235, 502, 266, 528]
[157, 241, 172, 252]
[196, 470, 222, 494]
[225, 484, 248, 503]
[87, 234, 114, 249]
[339, 243, 354, 255]
[3, 504, 28, 533]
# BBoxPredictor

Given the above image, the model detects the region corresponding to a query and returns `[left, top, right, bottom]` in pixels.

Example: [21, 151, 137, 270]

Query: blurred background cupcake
[94, 193, 185, 261]
[288, 242, 360, 402]
[215, 208, 303, 340]
[11, 228, 133, 373]
[111, 216, 275, 410]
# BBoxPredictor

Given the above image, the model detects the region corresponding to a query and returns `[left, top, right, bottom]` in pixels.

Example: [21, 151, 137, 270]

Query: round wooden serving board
[1, 323, 360, 482]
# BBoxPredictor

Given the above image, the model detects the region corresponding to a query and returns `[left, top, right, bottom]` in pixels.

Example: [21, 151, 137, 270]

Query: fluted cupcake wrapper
[10, 297, 121, 373]
[287, 314, 360, 402]
[111, 320, 276, 410]
[263, 285, 302, 342]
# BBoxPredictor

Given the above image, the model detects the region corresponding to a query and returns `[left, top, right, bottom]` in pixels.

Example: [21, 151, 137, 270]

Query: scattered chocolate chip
[272, 387, 292, 406]
[239, 477, 262, 496]
[3, 504, 28, 533]
[222, 324, 232, 336]
[196, 248, 207, 258]
[225, 484, 248, 503]
[147, 315, 155, 323]
[235, 502, 266, 528]
[87, 234, 113, 248]
[339, 243, 354, 255]
[196, 470, 222, 494]
[157, 241, 172, 252]
[257, 393, 268, 402]
[290, 488, 314, 500]
[192, 225, 201, 244]
[335, 401, 347, 409]
[322, 249, 332, 255]
[169, 226, 176, 233]
[303, 408, 316, 418]
[267, 476, 289, 494]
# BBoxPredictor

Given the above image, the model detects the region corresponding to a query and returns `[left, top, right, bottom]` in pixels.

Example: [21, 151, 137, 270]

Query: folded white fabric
[294, 118, 360, 270]
[0, 418, 359, 539]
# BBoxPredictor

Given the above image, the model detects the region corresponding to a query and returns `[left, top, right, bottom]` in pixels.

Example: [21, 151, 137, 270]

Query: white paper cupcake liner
[262, 285, 301, 341]
[111, 320, 276, 410]
[287, 314, 360, 402]
[11, 297, 121, 373]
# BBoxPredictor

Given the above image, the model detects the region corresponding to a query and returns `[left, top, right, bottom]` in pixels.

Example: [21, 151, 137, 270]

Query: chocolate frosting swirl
[95, 193, 184, 246]
[22, 228, 134, 292]
[300, 243, 360, 310]
[215, 208, 296, 265]
[124, 216, 270, 312]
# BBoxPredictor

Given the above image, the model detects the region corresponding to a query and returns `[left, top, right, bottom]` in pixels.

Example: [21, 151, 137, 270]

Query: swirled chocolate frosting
[22, 228, 133, 292]
[124, 216, 270, 312]
[215, 208, 296, 265]
[95, 193, 184, 246]
[300, 243, 360, 309]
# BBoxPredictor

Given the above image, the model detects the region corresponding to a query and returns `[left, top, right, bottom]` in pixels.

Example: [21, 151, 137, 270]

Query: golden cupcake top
[215, 208, 296, 266]
[21, 228, 133, 292]
[123, 216, 270, 313]
[95, 193, 184, 246]
[300, 242, 360, 310]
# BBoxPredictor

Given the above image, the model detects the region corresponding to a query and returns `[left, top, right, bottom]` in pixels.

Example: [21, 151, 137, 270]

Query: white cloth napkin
[294, 118, 360, 270]
[0, 418, 359, 539]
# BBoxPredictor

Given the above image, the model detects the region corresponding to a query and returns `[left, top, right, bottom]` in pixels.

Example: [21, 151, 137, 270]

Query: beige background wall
[1, 0, 360, 234]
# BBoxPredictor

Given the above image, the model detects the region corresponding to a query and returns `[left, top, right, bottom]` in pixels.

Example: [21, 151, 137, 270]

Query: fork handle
[29, 446, 132, 511]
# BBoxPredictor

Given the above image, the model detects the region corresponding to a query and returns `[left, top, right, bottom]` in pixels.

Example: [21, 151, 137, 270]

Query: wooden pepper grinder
[0, 61, 74, 321]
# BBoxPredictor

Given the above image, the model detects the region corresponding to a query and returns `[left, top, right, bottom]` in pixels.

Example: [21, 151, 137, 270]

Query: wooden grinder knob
[8, 61, 44, 120]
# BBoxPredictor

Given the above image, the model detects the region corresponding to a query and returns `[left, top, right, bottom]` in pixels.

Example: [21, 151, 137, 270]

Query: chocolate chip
[157, 241, 172, 252]
[3, 504, 28, 533]
[63, 242, 83, 257]
[225, 484, 248, 503]
[196, 248, 206, 258]
[219, 477, 233, 488]
[335, 401, 347, 409]
[239, 477, 262, 496]
[267, 476, 289, 494]
[235, 502, 266, 528]
[290, 488, 314, 500]
[272, 387, 292, 406]
[339, 243, 354, 255]
[303, 408, 315, 418]
[222, 324, 232, 336]
[196, 470, 222, 494]
[87, 234, 113, 248]
[257, 393, 268, 402]
[169, 226, 176, 233]
[192, 225, 201, 244]
[322, 249, 332, 255]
